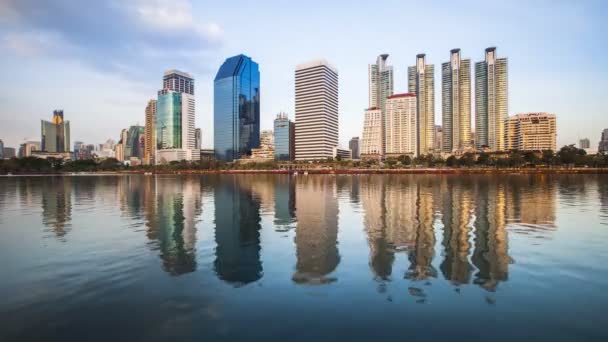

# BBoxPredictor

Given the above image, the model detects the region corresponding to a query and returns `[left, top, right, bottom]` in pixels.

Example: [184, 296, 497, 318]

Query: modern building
[434, 125, 443, 152]
[349, 137, 360, 159]
[598, 129, 608, 154]
[156, 70, 197, 164]
[125, 125, 144, 160]
[333, 147, 352, 160]
[579, 138, 590, 149]
[505, 113, 556, 151]
[214, 54, 260, 162]
[144, 99, 157, 165]
[475, 47, 508, 151]
[361, 108, 383, 158]
[41, 110, 70, 153]
[3, 147, 16, 159]
[442, 49, 472, 153]
[274, 112, 295, 161]
[294, 60, 339, 161]
[369, 54, 394, 154]
[115, 129, 127, 162]
[251, 129, 274, 160]
[385, 93, 417, 157]
[19, 140, 40, 157]
[0, 139, 4, 159]
[195, 128, 202, 150]
[408, 54, 435, 156]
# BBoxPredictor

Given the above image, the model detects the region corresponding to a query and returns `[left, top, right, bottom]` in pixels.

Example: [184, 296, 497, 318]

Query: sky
[0, 0, 607, 150]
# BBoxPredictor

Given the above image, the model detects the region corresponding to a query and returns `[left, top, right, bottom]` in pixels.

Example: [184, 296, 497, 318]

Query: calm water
[0, 174, 607, 341]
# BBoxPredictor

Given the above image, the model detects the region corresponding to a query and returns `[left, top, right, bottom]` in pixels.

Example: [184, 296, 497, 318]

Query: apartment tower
[144, 99, 157, 165]
[408, 54, 435, 156]
[369, 54, 394, 154]
[442, 49, 471, 153]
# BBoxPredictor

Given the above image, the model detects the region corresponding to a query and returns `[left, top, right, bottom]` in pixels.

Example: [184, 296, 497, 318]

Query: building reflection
[213, 176, 263, 285]
[406, 180, 437, 281]
[361, 176, 393, 281]
[274, 175, 296, 232]
[506, 175, 556, 231]
[41, 177, 72, 239]
[599, 177, 608, 219]
[293, 176, 340, 285]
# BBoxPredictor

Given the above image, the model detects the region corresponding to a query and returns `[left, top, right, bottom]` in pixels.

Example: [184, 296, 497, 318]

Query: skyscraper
[41, 110, 70, 153]
[156, 70, 197, 164]
[0, 139, 4, 159]
[214, 54, 260, 162]
[385, 94, 417, 157]
[144, 99, 157, 165]
[125, 125, 145, 160]
[195, 128, 202, 150]
[274, 112, 295, 161]
[476, 47, 508, 151]
[442, 49, 472, 153]
[349, 137, 360, 159]
[294, 60, 338, 161]
[369, 54, 394, 155]
[408, 54, 435, 156]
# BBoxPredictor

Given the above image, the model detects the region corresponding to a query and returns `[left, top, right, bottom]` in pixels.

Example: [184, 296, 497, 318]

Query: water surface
[0, 174, 607, 341]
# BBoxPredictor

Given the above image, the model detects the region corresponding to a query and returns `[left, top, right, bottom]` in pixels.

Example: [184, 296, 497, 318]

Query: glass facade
[274, 117, 293, 161]
[214, 54, 260, 161]
[156, 92, 182, 150]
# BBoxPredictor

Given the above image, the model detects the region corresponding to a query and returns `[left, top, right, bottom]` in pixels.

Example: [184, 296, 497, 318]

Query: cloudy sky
[0, 0, 607, 150]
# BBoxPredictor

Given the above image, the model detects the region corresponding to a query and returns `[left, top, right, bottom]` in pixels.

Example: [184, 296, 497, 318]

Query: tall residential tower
[442, 49, 471, 153]
[408, 54, 435, 156]
[144, 99, 157, 165]
[369, 54, 394, 155]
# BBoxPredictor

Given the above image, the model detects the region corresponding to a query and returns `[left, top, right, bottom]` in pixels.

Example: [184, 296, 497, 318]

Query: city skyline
[0, 1, 607, 150]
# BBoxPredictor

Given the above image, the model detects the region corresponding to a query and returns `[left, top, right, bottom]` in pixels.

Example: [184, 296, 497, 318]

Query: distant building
[30, 151, 71, 160]
[434, 125, 443, 152]
[579, 138, 590, 149]
[333, 147, 352, 160]
[214, 54, 260, 162]
[3, 147, 16, 159]
[19, 140, 40, 157]
[295, 59, 338, 161]
[0, 139, 4, 159]
[195, 128, 202, 150]
[475, 47, 508, 151]
[361, 108, 383, 159]
[505, 113, 556, 151]
[599, 129, 608, 154]
[251, 129, 274, 160]
[144, 99, 157, 165]
[408, 53, 435, 156]
[349, 137, 360, 159]
[115, 129, 127, 162]
[41, 110, 70, 153]
[385, 93, 417, 157]
[274, 113, 295, 161]
[125, 125, 145, 160]
[442, 49, 472, 153]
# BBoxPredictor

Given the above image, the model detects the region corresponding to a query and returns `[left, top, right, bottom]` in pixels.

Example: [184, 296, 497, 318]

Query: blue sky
[0, 0, 607, 150]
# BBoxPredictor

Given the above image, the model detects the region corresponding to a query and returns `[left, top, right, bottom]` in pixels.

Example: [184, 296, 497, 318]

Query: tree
[557, 145, 585, 165]
[446, 155, 458, 167]
[541, 150, 555, 165]
[523, 151, 539, 165]
[459, 153, 475, 167]
[508, 152, 524, 167]
[477, 152, 490, 166]
[397, 155, 412, 166]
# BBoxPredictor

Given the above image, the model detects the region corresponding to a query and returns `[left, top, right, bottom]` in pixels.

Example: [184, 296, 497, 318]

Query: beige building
[385, 94, 417, 157]
[144, 99, 157, 165]
[361, 108, 383, 159]
[408, 54, 435, 156]
[442, 49, 471, 153]
[251, 129, 274, 160]
[505, 113, 556, 151]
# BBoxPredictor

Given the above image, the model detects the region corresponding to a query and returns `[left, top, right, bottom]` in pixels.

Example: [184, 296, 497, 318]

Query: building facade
[385, 94, 417, 157]
[144, 99, 157, 165]
[361, 108, 383, 158]
[125, 125, 145, 160]
[251, 129, 274, 160]
[369, 54, 394, 155]
[599, 129, 608, 154]
[442, 49, 472, 153]
[294, 60, 339, 160]
[195, 128, 202, 150]
[579, 138, 590, 149]
[3, 147, 16, 159]
[408, 54, 435, 156]
[214, 54, 260, 162]
[333, 147, 352, 160]
[0, 139, 4, 159]
[19, 141, 40, 158]
[349, 137, 360, 159]
[274, 112, 295, 161]
[475, 47, 508, 151]
[505, 113, 556, 151]
[41, 110, 70, 153]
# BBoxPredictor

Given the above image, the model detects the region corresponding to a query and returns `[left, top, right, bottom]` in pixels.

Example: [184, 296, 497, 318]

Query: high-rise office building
[408, 54, 435, 156]
[125, 125, 145, 160]
[361, 108, 383, 158]
[505, 113, 556, 151]
[144, 99, 157, 165]
[475, 47, 508, 151]
[294, 60, 338, 160]
[599, 129, 608, 154]
[156, 70, 197, 164]
[41, 110, 70, 153]
[442, 49, 472, 153]
[579, 138, 590, 150]
[214, 54, 260, 162]
[385, 94, 417, 157]
[274, 112, 295, 161]
[349, 137, 360, 159]
[369, 54, 394, 155]
[195, 128, 202, 150]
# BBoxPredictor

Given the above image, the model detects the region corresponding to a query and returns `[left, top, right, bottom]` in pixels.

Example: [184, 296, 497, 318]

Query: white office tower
[361, 108, 383, 158]
[369, 54, 394, 155]
[295, 60, 339, 160]
[442, 49, 472, 153]
[385, 94, 418, 157]
[408, 54, 435, 156]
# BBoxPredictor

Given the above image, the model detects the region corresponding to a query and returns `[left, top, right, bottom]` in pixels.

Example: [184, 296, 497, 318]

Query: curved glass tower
[214, 54, 260, 161]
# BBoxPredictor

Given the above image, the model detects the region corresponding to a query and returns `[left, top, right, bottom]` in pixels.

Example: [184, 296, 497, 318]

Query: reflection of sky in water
[0, 174, 607, 341]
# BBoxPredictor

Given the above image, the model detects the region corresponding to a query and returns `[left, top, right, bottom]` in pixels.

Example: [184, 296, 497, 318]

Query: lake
[0, 174, 607, 341]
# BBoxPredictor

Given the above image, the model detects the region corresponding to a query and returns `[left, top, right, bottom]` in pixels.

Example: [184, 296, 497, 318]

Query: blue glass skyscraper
[214, 54, 260, 161]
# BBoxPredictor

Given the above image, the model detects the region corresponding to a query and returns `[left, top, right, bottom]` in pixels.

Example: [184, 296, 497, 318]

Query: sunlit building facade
[369, 54, 394, 155]
[442, 49, 472, 153]
[41, 110, 70, 153]
[408, 54, 435, 155]
[505, 113, 556, 151]
[361, 108, 383, 158]
[385, 94, 417, 157]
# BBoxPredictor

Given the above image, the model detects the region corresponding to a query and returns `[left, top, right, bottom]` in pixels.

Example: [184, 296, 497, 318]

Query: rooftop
[163, 69, 193, 79]
[387, 93, 416, 99]
[295, 59, 338, 74]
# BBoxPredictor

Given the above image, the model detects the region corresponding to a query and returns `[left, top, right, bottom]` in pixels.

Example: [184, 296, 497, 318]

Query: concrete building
[505, 113, 556, 151]
[442, 49, 472, 153]
[598, 129, 608, 154]
[369, 54, 394, 155]
[361, 108, 383, 159]
[579, 138, 590, 149]
[251, 129, 274, 160]
[115, 129, 127, 162]
[434, 125, 443, 152]
[0, 139, 4, 159]
[333, 147, 352, 160]
[195, 128, 202, 150]
[295, 60, 339, 160]
[41, 110, 70, 153]
[3, 147, 16, 159]
[19, 140, 40, 157]
[349, 137, 360, 159]
[274, 112, 295, 161]
[385, 94, 417, 157]
[144, 99, 157, 165]
[475, 47, 508, 151]
[408, 54, 435, 156]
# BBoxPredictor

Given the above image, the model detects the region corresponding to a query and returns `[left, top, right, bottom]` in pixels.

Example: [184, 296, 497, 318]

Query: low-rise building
[505, 113, 556, 151]
[333, 147, 352, 160]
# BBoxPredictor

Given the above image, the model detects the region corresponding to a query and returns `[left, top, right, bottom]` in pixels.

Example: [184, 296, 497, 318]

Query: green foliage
[446, 155, 458, 167]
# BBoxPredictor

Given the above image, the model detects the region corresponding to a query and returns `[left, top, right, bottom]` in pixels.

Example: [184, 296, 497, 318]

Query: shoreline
[2, 167, 608, 176]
